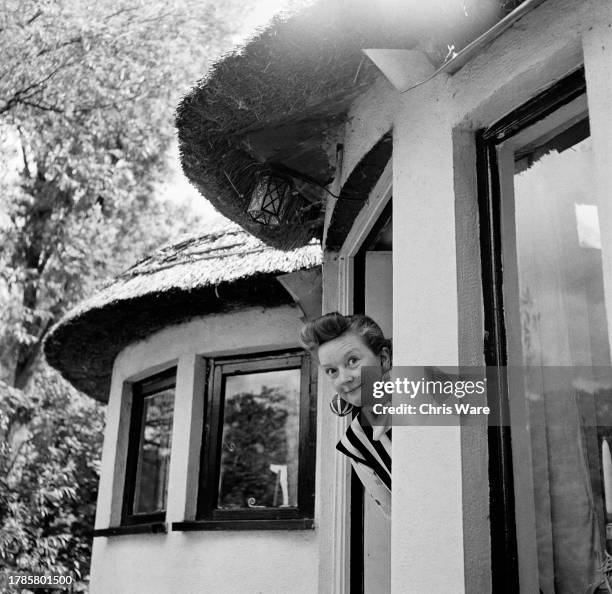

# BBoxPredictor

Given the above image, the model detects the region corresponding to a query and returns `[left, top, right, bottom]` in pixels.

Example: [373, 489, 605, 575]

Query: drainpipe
[364, 0, 548, 93]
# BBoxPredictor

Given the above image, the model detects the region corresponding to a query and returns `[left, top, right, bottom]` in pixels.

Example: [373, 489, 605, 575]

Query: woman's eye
[347, 357, 359, 367]
[325, 368, 337, 377]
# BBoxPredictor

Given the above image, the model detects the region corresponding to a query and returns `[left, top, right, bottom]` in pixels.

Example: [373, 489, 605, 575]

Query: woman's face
[317, 331, 386, 407]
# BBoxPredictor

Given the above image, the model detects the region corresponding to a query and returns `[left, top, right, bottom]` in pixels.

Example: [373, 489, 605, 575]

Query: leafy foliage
[0, 0, 242, 387]
[0, 0, 243, 588]
[0, 369, 104, 588]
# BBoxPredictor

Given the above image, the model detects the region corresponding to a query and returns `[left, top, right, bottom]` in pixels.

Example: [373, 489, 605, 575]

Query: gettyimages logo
[360, 366, 612, 427]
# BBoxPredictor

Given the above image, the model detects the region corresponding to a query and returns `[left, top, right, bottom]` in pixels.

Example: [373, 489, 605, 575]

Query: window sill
[92, 522, 167, 537]
[172, 518, 314, 532]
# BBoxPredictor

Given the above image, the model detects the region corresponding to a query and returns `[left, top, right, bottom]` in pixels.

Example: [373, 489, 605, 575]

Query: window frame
[121, 367, 177, 527]
[193, 348, 316, 529]
[476, 67, 587, 592]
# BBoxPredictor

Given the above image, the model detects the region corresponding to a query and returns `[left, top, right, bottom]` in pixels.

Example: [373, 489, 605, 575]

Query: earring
[330, 393, 354, 417]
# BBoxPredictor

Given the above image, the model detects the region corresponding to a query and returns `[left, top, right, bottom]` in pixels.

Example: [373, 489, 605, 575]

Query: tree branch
[25, 9, 43, 26]
[5, 439, 29, 478]
[13, 319, 53, 390]
[36, 36, 83, 58]
[18, 99, 64, 114]
[0, 58, 77, 115]
[103, 6, 139, 22]
[16, 126, 31, 179]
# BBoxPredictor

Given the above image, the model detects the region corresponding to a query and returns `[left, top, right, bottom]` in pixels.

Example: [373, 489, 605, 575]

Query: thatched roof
[44, 222, 321, 402]
[177, 0, 503, 249]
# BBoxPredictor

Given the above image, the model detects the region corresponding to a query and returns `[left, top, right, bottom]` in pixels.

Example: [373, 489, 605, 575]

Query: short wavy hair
[300, 312, 391, 361]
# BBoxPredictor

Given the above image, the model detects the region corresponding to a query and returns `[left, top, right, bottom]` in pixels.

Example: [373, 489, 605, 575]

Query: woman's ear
[380, 347, 391, 372]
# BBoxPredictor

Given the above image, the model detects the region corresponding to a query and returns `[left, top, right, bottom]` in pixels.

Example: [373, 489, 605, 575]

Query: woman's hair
[300, 312, 392, 360]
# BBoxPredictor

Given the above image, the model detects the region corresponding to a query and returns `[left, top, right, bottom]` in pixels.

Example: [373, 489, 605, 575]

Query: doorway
[352, 202, 392, 594]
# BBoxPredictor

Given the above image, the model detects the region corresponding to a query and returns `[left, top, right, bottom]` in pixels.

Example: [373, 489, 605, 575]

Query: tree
[0, 0, 244, 587]
[0, 0, 242, 388]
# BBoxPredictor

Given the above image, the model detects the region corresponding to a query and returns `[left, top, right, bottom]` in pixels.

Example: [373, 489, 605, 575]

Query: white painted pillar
[391, 76, 465, 593]
[94, 374, 130, 528]
[165, 354, 206, 522]
[584, 12, 612, 359]
[91, 371, 134, 594]
[317, 253, 352, 594]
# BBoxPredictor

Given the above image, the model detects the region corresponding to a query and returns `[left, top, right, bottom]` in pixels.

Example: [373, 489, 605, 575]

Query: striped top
[336, 412, 392, 516]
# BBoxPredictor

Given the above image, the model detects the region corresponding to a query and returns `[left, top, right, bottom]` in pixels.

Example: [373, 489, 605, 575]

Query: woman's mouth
[341, 384, 362, 405]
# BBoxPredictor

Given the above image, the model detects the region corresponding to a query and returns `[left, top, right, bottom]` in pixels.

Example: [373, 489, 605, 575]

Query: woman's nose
[336, 367, 354, 387]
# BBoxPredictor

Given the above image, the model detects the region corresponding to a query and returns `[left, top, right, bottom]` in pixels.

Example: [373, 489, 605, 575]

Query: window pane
[509, 119, 612, 592]
[133, 388, 174, 514]
[218, 368, 301, 509]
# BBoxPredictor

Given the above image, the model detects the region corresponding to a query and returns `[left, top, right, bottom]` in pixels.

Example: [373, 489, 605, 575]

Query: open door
[352, 203, 392, 594]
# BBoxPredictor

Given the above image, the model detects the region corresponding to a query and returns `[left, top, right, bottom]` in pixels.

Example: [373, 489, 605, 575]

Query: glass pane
[509, 119, 612, 592]
[218, 368, 301, 509]
[133, 388, 174, 514]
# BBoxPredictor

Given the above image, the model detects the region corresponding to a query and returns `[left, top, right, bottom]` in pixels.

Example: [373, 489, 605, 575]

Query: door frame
[476, 67, 587, 593]
[335, 162, 392, 593]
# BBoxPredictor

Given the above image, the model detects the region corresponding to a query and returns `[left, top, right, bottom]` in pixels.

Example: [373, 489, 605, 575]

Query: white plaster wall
[340, 77, 399, 188]
[316, 254, 353, 594]
[90, 305, 319, 594]
[584, 17, 612, 378]
[91, 531, 316, 594]
[322, 1, 612, 592]
[451, 0, 598, 127]
[391, 76, 465, 594]
[323, 77, 399, 239]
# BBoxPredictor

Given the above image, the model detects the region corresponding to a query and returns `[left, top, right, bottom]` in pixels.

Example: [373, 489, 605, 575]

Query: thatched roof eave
[176, 0, 421, 250]
[177, 0, 505, 249]
[44, 224, 322, 401]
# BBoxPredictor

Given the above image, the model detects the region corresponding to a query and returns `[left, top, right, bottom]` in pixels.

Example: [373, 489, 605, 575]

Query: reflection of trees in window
[133, 391, 174, 514]
[194, 352, 315, 526]
[218, 383, 299, 509]
[123, 369, 175, 525]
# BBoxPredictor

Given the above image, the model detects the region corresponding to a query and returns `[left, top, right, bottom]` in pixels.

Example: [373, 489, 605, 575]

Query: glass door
[480, 70, 612, 593]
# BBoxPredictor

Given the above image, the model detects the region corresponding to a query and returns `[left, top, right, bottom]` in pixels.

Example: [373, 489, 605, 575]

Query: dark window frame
[121, 367, 177, 527]
[191, 348, 316, 529]
[477, 67, 587, 593]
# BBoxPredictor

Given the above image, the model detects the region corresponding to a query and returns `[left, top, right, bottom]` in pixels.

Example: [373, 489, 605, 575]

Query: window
[122, 368, 176, 526]
[194, 350, 315, 528]
[479, 69, 612, 592]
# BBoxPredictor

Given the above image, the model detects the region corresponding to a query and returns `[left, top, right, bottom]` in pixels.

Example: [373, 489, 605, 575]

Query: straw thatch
[44, 222, 321, 402]
[177, 0, 502, 249]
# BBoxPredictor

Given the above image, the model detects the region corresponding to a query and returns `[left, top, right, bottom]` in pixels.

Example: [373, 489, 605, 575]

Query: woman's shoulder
[353, 410, 392, 441]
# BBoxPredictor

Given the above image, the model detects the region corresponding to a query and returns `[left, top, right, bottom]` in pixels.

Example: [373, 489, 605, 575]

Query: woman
[301, 312, 392, 518]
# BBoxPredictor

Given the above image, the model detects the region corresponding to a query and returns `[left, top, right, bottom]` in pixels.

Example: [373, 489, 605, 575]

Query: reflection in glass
[512, 124, 612, 592]
[217, 368, 300, 509]
[133, 389, 174, 514]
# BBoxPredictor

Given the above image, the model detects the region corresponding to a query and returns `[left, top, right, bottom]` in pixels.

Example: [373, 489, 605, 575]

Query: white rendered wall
[90, 305, 319, 594]
[584, 17, 612, 383]
[323, 0, 612, 592]
[391, 76, 465, 594]
[316, 254, 352, 594]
